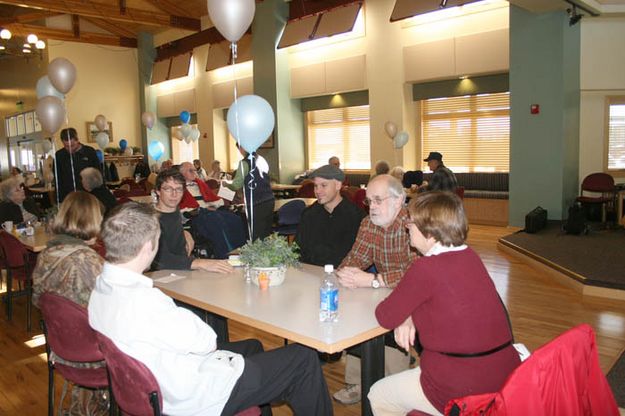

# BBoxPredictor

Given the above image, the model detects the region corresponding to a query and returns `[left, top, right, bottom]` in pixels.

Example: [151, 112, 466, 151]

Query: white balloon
[35, 96, 66, 135]
[95, 114, 107, 131]
[190, 128, 201, 142]
[36, 76, 64, 101]
[180, 123, 192, 139]
[96, 132, 109, 150]
[123, 147, 134, 156]
[394, 131, 409, 149]
[207, 0, 255, 43]
[48, 57, 76, 94]
[184, 136, 192, 144]
[41, 140, 52, 154]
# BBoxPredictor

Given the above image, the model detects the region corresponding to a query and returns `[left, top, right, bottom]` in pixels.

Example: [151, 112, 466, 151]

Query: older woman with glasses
[367, 191, 520, 415]
[0, 177, 42, 225]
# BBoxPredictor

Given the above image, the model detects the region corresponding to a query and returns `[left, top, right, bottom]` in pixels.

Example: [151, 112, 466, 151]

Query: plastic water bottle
[319, 264, 339, 322]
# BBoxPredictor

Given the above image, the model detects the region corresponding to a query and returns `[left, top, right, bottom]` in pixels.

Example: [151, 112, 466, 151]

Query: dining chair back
[0, 230, 34, 330]
[39, 293, 110, 416]
[275, 199, 306, 242]
[576, 173, 615, 224]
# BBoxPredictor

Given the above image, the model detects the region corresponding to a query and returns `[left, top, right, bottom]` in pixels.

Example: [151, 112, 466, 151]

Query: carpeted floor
[608, 349, 625, 408]
[499, 221, 625, 289]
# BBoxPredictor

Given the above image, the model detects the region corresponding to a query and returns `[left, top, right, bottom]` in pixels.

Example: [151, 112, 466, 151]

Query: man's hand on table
[336, 267, 377, 288]
[192, 259, 234, 274]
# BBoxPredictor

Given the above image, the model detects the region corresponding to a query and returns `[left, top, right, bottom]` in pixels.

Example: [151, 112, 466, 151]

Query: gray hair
[80, 167, 103, 191]
[0, 177, 21, 201]
[369, 174, 406, 201]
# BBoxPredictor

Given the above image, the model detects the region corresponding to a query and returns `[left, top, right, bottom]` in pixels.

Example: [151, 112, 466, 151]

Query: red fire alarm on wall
[530, 104, 540, 114]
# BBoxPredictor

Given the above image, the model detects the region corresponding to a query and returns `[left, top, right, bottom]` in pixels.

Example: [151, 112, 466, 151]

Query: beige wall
[580, 17, 625, 181]
[47, 41, 140, 152]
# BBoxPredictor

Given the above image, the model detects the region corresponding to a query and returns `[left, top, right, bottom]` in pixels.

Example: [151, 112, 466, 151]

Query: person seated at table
[0, 177, 42, 225]
[80, 167, 117, 214]
[372, 160, 390, 179]
[89, 202, 334, 416]
[420, 152, 457, 192]
[133, 159, 151, 179]
[296, 164, 365, 268]
[152, 168, 233, 272]
[10, 166, 23, 179]
[389, 166, 405, 182]
[193, 159, 208, 180]
[368, 191, 520, 416]
[332, 174, 417, 405]
[32, 191, 105, 308]
[179, 161, 223, 212]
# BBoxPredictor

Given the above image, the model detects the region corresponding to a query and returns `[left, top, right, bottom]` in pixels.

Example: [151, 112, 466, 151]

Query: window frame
[604, 96, 625, 175]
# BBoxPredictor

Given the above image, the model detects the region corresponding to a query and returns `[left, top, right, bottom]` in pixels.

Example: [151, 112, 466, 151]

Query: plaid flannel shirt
[339, 208, 416, 288]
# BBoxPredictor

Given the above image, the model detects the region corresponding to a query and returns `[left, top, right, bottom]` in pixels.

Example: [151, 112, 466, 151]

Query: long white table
[149, 263, 390, 416]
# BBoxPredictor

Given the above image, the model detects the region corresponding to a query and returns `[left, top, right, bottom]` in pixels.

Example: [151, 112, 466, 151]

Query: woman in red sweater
[368, 192, 520, 415]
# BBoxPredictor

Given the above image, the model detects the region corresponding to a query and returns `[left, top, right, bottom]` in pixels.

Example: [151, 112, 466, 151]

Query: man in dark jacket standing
[55, 127, 100, 202]
[422, 151, 457, 192]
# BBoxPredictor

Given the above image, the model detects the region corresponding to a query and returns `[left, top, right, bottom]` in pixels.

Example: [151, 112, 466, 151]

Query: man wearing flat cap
[295, 164, 365, 268]
[422, 151, 457, 192]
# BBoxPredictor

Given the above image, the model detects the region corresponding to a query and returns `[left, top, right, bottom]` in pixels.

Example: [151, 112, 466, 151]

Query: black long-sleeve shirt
[55, 144, 100, 202]
[295, 198, 365, 268]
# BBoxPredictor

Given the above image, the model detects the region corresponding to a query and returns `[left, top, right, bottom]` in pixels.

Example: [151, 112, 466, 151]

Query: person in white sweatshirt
[88, 202, 333, 416]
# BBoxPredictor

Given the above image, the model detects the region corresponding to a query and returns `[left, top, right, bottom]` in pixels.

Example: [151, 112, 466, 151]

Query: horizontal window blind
[607, 98, 625, 170]
[307, 105, 370, 170]
[421, 92, 510, 172]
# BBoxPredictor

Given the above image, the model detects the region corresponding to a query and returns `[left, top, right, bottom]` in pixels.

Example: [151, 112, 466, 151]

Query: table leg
[360, 334, 385, 416]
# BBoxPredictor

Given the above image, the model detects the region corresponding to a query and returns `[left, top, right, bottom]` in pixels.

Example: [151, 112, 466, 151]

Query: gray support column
[509, 5, 580, 225]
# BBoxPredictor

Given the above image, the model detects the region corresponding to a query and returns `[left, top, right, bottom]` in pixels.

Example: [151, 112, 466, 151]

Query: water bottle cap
[324, 264, 334, 273]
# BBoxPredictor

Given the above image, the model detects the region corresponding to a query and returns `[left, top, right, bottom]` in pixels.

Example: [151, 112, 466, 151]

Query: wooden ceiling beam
[155, 26, 234, 61]
[0, 10, 61, 25]
[5, 22, 137, 47]
[0, 0, 200, 31]
[143, 0, 194, 19]
[81, 16, 136, 38]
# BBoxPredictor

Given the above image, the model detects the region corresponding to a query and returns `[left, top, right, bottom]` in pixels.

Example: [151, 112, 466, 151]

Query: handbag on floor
[525, 206, 547, 233]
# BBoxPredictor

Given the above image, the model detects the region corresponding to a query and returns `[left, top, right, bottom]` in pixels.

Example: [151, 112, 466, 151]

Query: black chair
[274, 199, 306, 243]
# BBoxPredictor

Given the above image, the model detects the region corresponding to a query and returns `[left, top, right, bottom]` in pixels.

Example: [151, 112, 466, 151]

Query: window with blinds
[421, 92, 510, 172]
[306, 105, 370, 170]
[607, 97, 625, 171]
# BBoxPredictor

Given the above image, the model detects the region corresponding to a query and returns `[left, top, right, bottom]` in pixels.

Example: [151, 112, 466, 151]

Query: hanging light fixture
[35, 40, 45, 49]
[0, 28, 11, 40]
[26, 33, 38, 44]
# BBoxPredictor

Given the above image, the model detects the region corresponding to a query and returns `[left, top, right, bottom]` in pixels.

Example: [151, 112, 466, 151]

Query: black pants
[220, 342, 333, 416]
[247, 199, 275, 241]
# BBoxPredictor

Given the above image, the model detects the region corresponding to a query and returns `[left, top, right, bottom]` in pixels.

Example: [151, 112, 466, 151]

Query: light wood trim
[604, 95, 625, 178]
[81, 16, 137, 39]
[5, 23, 136, 47]
[463, 197, 509, 226]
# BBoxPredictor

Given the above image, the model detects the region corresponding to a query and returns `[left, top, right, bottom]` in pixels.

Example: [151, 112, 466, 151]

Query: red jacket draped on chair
[445, 324, 618, 416]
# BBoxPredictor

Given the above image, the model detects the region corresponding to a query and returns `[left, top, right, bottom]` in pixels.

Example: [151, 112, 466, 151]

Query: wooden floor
[2, 224, 625, 415]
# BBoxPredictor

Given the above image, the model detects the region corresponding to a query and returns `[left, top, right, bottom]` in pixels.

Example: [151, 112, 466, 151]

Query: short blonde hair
[408, 191, 467, 247]
[50, 191, 103, 241]
[0, 177, 22, 201]
[101, 202, 160, 264]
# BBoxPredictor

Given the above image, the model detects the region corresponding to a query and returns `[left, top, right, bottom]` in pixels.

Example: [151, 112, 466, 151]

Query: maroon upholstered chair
[297, 180, 315, 198]
[95, 331, 261, 416]
[576, 173, 615, 224]
[351, 188, 368, 213]
[39, 293, 111, 416]
[0, 230, 35, 331]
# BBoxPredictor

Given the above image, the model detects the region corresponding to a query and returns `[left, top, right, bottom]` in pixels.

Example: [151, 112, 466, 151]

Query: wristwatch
[371, 274, 381, 289]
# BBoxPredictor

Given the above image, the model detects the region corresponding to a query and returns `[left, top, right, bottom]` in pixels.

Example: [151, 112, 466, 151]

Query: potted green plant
[239, 233, 299, 286]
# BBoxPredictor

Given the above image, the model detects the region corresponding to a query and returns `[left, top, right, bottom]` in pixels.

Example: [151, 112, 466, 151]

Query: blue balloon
[119, 139, 128, 151]
[95, 149, 104, 163]
[148, 140, 165, 161]
[227, 95, 275, 154]
[180, 110, 191, 124]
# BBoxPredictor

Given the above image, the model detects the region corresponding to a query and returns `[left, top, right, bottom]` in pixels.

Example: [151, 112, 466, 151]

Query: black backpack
[563, 203, 588, 235]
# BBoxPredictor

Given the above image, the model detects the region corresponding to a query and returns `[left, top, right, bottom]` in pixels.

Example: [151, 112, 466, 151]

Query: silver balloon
[35, 96, 66, 135]
[41, 140, 53, 154]
[95, 114, 107, 131]
[95, 132, 109, 150]
[384, 121, 397, 139]
[394, 131, 409, 149]
[174, 128, 184, 141]
[207, 0, 255, 43]
[48, 57, 77, 94]
[141, 111, 155, 129]
[123, 147, 134, 156]
[184, 136, 192, 144]
[36, 76, 64, 101]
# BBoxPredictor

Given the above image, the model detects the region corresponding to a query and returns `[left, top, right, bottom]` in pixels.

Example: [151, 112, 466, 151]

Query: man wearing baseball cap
[422, 151, 457, 192]
[295, 164, 365, 268]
